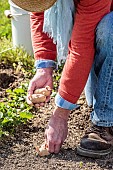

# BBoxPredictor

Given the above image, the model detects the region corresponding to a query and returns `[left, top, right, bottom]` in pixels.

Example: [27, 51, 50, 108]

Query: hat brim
[11, 0, 57, 12]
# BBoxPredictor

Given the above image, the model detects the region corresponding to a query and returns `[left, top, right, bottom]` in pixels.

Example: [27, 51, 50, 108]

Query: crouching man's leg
[77, 12, 113, 158]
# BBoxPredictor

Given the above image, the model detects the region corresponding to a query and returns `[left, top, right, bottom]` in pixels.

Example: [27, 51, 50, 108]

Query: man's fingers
[26, 95, 33, 106]
[47, 141, 55, 153]
[47, 140, 62, 153]
[45, 132, 62, 153]
[39, 103, 45, 106]
[27, 99, 33, 106]
[27, 80, 36, 96]
[27, 80, 36, 106]
[45, 96, 50, 103]
[54, 143, 61, 153]
[34, 102, 45, 108]
[34, 103, 40, 108]
[45, 130, 55, 153]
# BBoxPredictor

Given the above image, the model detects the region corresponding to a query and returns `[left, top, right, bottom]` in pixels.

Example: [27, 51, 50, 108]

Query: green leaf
[19, 112, 33, 119]
[13, 88, 25, 94]
[51, 92, 57, 97]
[0, 130, 3, 137]
[0, 102, 5, 108]
[4, 131, 9, 136]
[0, 112, 3, 118]
[79, 161, 83, 168]
[6, 89, 12, 93]
[20, 103, 25, 109]
[2, 117, 13, 124]
[18, 97, 25, 101]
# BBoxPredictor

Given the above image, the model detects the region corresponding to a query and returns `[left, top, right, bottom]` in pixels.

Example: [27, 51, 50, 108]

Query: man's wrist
[52, 106, 70, 121]
[36, 67, 53, 75]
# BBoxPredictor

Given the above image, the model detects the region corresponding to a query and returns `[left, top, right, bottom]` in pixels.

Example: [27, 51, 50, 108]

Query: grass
[0, 0, 11, 39]
[0, 0, 34, 69]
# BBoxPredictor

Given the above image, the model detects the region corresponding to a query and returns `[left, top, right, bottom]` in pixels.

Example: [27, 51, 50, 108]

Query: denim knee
[95, 12, 113, 57]
[84, 13, 113, 107]
[93, 12, 113, 75]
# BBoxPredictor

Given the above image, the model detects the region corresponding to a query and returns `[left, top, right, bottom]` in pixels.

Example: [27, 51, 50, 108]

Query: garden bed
[0, 62, 113, 170]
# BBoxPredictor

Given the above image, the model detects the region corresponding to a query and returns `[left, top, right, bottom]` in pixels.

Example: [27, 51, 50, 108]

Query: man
[17, 0, 113, 158]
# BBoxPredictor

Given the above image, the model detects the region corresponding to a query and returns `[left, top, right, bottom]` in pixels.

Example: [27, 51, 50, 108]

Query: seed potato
[30, 94, 46, 103]
[36, 143, 50, 156]
[34, 86, 51, 97]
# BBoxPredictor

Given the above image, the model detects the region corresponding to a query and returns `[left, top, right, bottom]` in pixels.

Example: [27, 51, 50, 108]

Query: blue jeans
[85, 12, 113, 127]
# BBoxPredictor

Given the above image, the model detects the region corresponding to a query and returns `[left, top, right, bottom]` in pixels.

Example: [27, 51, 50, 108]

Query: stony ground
[0, 63, 113, 170]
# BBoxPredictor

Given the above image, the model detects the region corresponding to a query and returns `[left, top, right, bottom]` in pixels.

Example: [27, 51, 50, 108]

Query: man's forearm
[58, 0, 111, 104]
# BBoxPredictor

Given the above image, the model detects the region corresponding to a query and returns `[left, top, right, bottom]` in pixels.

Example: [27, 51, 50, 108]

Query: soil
[0, 62, 113, 170]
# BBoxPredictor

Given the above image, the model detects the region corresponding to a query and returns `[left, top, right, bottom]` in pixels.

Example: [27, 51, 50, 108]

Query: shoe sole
[77, 145, 113, 158]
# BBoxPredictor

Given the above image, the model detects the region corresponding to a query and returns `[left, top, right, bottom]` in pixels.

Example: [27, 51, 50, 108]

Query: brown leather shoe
[77, 125, 113, 158]
[109, 126, 113, 136]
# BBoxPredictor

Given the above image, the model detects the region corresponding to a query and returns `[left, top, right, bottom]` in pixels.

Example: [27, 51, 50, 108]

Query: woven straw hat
[11, 0, 57, 12]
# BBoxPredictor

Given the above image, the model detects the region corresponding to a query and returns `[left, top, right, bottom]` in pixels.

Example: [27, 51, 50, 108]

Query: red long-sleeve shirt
[30, 0, 113, 104]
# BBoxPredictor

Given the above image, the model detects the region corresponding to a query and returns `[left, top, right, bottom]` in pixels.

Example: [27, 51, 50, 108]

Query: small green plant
[0, 45, 34, 70]
[79, 161, 83, 168]
[0, 83, 34, 137]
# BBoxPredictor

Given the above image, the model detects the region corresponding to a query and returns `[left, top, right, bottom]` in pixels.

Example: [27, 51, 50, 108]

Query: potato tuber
[29, 94, 46, 104]
[36, 143, 50, 157]
[34, 86, 51, 97]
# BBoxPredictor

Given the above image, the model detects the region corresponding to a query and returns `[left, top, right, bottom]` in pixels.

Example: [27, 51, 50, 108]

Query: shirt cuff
[35, 59, 57, 69]
[55, 93, 80, 110]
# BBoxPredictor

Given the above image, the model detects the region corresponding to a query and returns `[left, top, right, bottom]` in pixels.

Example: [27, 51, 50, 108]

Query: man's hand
[45, 107, 70, 153]
[27, 68, 53, 107]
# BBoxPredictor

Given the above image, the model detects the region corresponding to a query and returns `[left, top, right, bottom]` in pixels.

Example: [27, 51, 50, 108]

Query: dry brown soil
[0, 63, 113, 170]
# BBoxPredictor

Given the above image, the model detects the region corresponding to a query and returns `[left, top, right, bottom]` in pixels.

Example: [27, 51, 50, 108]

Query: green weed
[0, 83, 34, 137]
